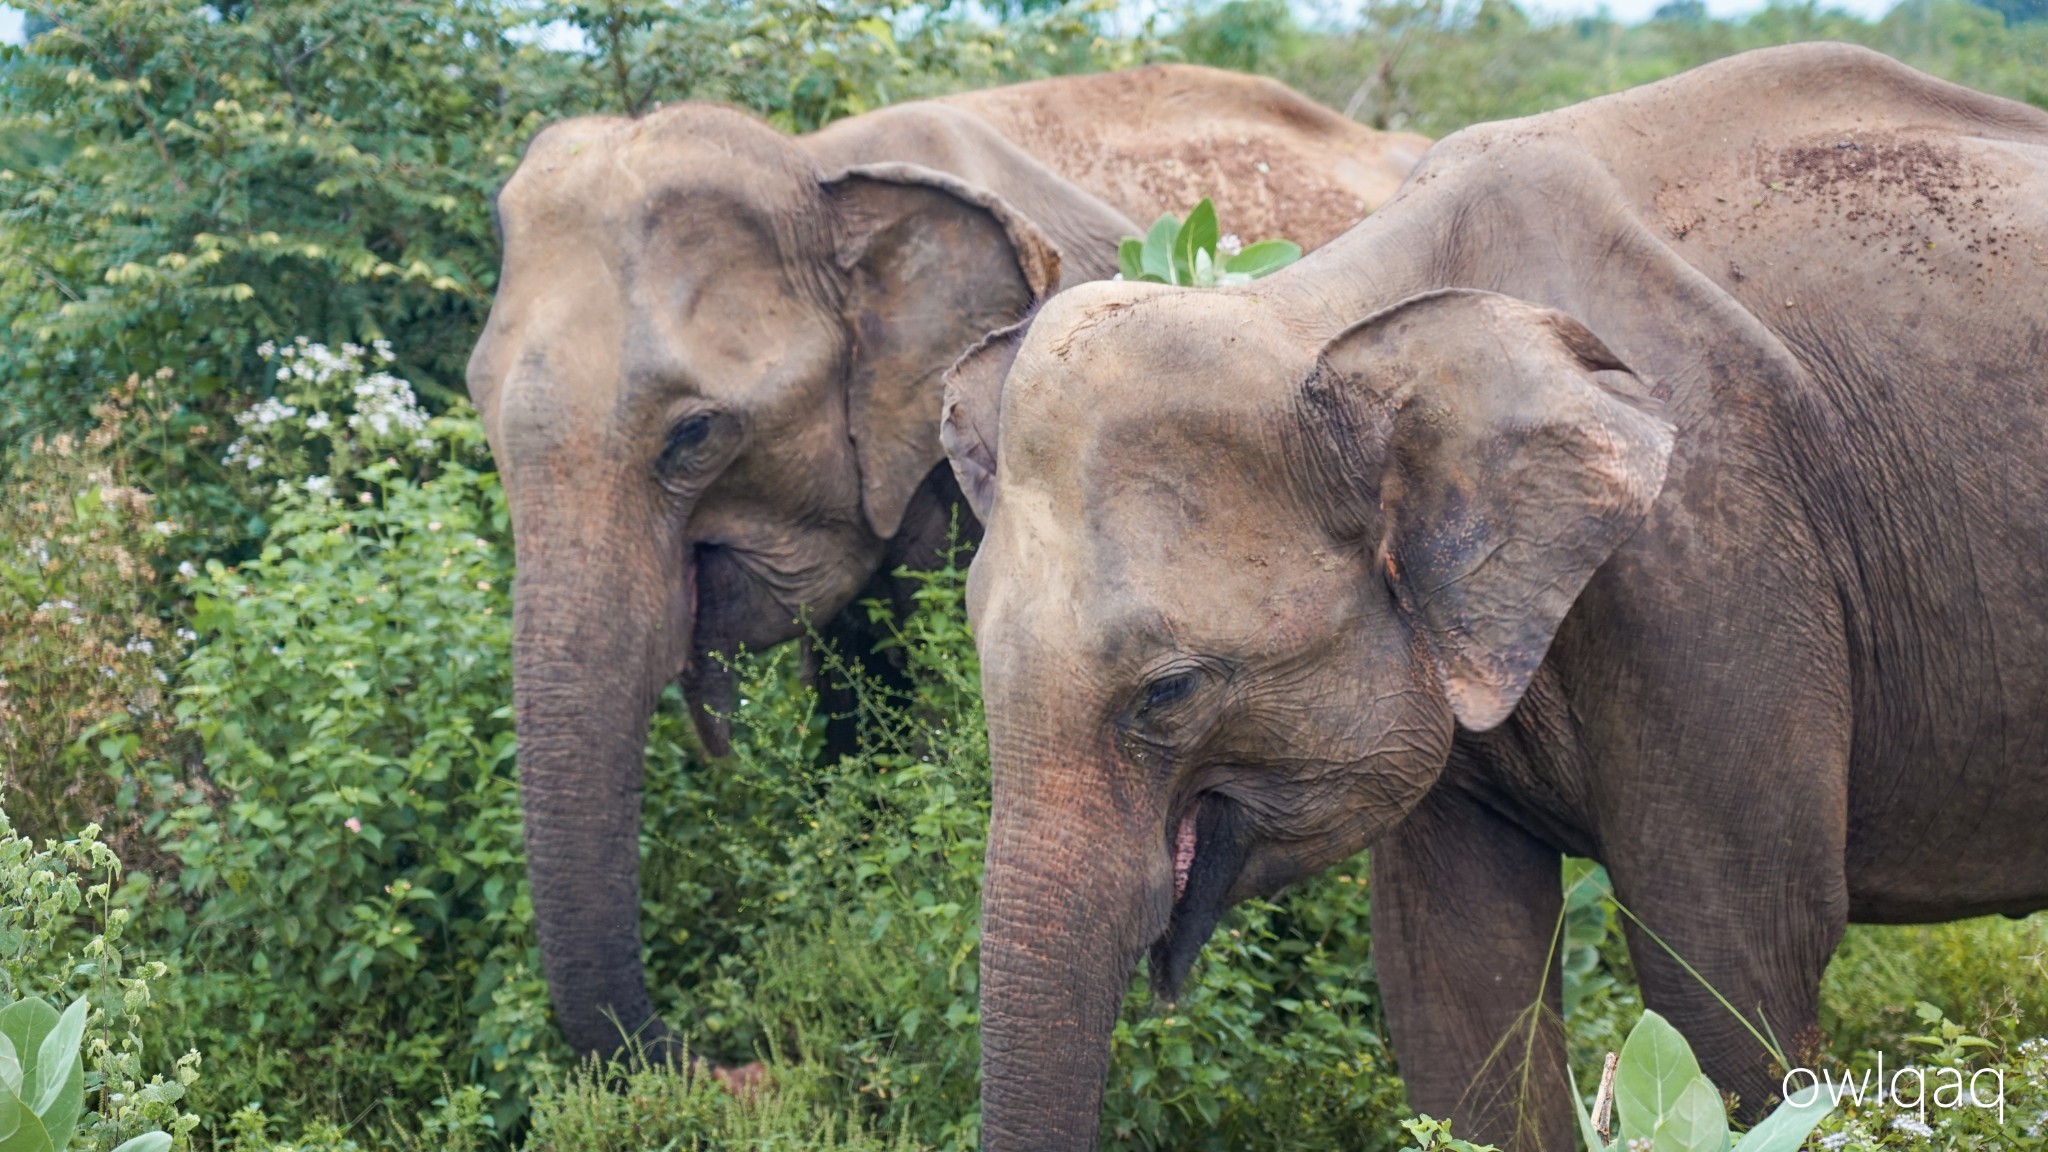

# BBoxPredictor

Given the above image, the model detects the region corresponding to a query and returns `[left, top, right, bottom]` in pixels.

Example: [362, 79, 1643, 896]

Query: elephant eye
[657, 413, 715, 475]
[1138, 669, 1201, 717]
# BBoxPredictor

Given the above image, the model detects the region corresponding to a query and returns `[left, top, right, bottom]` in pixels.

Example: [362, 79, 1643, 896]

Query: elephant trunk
[510, 478, 692, 1059]
[978, 733, 1163, 1151]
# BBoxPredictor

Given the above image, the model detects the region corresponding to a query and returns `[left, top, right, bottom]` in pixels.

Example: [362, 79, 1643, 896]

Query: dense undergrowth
[3, 1, 2047, 1149]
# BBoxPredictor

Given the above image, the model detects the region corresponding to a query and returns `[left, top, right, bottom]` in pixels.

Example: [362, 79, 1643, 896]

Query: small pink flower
[345, 817, 363, 834]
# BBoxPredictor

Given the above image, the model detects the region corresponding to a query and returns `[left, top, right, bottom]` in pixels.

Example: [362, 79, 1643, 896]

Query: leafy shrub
[1573, 1009, 1834, 1152]
[0, 375, 189, 847]
[1116, 198, 1302, 287]
[158, 376, 543, 1138]
[0, 810, 200, 1151]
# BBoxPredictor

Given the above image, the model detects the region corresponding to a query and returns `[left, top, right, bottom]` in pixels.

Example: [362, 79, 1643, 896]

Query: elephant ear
[1316, 289, 1675, 731]
[940, 320, 1028, 524]
[825, 163, 1060, 540]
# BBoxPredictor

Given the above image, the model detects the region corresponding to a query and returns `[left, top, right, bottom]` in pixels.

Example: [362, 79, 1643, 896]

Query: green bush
[156, 370, 547, 1138]
[0, 810, 200, 1151]
[0, 374, 189, 847]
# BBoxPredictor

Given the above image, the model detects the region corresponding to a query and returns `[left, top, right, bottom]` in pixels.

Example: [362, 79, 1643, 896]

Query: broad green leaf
[0, 1002, 56, 1088]
[0, 1032, 17, 1096]
[111, 1132, 175, 1152]
[1652, 1074, 1730, 1152]
[31, 998, 84, 1115]
[1223, 239, 1302, 278]
[0, 1081, 20, 1144]
[1117, 237, 1145, 280]
[1173, 198, 1219, 286]
[0, 1098, 56, 1152]
[1733, 1081, 1836, 1152]
[1141, 215, 1178, 283]
[1616, 1011, 1703, 1142]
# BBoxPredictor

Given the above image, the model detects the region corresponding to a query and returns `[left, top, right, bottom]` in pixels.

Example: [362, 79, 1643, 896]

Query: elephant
[944, 43, 2048, 1150]
[463, 64, 1427, 1061]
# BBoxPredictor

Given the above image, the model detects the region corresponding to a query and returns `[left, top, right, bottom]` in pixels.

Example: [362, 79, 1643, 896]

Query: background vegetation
[1, 0, 2044, 1149]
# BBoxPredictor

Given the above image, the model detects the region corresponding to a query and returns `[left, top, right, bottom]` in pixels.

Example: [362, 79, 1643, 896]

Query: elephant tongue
[1174, 808, 1198, 901]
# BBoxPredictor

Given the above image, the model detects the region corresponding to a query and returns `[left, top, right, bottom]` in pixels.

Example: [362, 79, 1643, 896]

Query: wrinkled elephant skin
[951, 44, 2048, 1149]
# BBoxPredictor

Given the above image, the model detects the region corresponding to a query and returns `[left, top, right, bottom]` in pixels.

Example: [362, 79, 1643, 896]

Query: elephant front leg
[1372, 783, 1571, 1152]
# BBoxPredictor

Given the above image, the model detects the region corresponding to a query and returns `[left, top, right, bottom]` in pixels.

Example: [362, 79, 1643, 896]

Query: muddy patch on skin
[1768, 133, 2022, 277]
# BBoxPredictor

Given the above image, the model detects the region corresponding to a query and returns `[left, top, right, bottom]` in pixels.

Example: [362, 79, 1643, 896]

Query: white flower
[306, 411, 331, 431]
[153, 520, 176, 535]
[176, 627, 198, 643]
[236, 396, 298, 429]
[1218, 233, 1243, 256]
[245, 453, 264, 471]
[258, 341, 277, 358]
[1817, 1133, 1852, 1151]
[347, 371, 427, 442]
[125, 637, 154, 655]
[1891, 1114, 1934, 1138]
[177, 562, 197, 580]
[303, 475, 333, 498]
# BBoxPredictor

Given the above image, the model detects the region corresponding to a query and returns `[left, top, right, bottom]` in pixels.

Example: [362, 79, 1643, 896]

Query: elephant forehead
[1000, 289, 1311, 478]
[500, 105, 827, 256]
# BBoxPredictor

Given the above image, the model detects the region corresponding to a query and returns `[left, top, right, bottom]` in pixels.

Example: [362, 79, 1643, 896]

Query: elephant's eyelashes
[657, 413, 731, 486]
[1138, 669, 1200, 716]
[660, 415, 712, 465]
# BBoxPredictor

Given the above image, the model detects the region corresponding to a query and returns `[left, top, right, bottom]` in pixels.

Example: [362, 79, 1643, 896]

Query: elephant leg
[1606, 784, 1848, 1120]
[1372, 781, 1571, 1152]
[1591, 650, 1852, 1121]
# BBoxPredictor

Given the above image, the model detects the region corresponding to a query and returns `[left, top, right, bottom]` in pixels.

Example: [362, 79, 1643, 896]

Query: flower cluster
[222, 338, 458, 502]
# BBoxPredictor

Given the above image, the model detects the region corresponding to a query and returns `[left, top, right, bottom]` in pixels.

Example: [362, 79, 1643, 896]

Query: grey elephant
[463, 65, 1426, 1060]
[944, 43, 2048, 1150]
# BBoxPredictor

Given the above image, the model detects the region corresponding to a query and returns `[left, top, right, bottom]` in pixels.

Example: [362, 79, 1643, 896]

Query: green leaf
[110, 1135, 174, 1152]
[1615, 1011, 1703, 1142]
[0, 1032, 17, 1097]
[1173, 198, 1219, 286]
[1141, 214, 1178, 283]
[1652, 1075, 1729, 1152]
[1117, 237, 1145, 280]
[1733, 1080, 1835, 1152]
[31, 998, 84, 1116]
[0, 1101, 54, 1152]
[1223, 239, 1303, 279]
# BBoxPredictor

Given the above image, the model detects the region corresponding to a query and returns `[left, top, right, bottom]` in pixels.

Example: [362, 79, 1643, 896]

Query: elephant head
[466, 105, 1062, 1058]
[945, 283, 1673, 1146]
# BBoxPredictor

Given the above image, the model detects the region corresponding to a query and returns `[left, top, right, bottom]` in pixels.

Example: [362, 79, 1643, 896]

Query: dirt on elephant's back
[937, 64, 1428, 249]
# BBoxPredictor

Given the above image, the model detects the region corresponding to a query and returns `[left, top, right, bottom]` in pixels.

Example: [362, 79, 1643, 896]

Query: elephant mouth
[678, 541, 838, 757]
[1151, 791, 1252, 1002]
